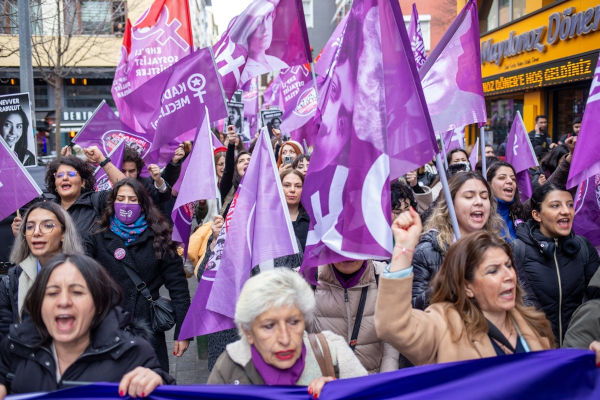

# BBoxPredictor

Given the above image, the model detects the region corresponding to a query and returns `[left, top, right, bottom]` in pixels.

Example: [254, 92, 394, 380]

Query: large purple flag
[379, 0, 439, 180]
[213, 0, 312, 99]
[241, 78, 259, 118]
[505, 111, 537, 200]
[567, 54, 600, 189]
[262, 79, 283, 108]
[206, 128, 298, 319]
[277, 65, 318, 134]
[121, 47, 228, 155]
[111, 0, 193, 130]
[314, 15, 348, 78]
[443, 126, 465, 152]
[0, 138, 42, 221]
[573, 175, 600, 248]
[419, 0, 486, 134]
[300, 0, 399, 276]
[469, 137, 479, 171]
[94, 140, 126, 191]
[408, 3, 426, 69]
[171, 111, 219, 247]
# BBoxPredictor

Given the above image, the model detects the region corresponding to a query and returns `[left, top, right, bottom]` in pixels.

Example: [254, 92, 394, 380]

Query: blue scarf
[497, 198, 517, 240]
[110, 214, 148, 246]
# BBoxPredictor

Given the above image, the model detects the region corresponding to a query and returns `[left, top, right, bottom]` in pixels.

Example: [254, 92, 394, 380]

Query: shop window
[403, 14, 432, 51]
[302, 0, 313, 29]
[487, 98, 523, 150]
[64, 0, 125, 35]
[480, 0, 525, 33]
[0, 0, 42, 34]
[34, 80, 49, 108]
[64, 78, 114, 108]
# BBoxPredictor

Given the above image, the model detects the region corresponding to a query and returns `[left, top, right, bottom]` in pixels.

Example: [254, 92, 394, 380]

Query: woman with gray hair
[208, 269, 367, 397]
[0, 201, 83, 337]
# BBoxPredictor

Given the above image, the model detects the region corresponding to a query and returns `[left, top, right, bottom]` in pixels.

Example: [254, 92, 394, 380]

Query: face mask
[114, 203, 142, 225]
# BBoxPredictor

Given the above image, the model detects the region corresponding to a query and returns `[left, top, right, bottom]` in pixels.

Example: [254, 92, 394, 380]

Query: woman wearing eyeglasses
[0, 202, 83, 338]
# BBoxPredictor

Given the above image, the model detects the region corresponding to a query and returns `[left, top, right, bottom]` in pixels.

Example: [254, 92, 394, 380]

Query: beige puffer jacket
[309, 261, 399, 374]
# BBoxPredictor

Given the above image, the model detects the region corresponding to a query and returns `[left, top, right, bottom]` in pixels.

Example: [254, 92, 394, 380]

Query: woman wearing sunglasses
[0, 202, 83, 338]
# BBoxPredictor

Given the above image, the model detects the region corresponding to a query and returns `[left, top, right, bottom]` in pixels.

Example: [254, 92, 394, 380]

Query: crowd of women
[0, 124, 599, 399]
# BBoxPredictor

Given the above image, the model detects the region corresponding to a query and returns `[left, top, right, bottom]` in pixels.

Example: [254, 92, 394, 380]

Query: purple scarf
[332, 262, 367, 289]
[251, 343, 306, 385]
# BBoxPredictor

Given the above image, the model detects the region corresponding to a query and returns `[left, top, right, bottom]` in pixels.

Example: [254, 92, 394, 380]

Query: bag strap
[486, 319, 516, 354]
[308, 333, 336, 377]
[308, 333, 327, 375]
[349, 286, 369, 350]
[316, 333, 335, 377]
[121, 263, 154, 303]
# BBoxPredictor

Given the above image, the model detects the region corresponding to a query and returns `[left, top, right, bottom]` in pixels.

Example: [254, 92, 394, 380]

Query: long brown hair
[430, 231, 554, 344]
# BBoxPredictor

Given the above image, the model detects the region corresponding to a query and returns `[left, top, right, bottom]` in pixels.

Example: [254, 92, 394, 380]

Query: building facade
[472, 0, 599, 148]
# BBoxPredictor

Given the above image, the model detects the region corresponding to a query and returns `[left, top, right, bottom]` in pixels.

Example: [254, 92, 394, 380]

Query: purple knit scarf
[251, 343, 306, 385]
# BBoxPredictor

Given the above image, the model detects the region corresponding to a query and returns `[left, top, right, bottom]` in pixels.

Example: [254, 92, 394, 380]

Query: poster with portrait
[0, 92, 36, 167]
[227, 101, 244, 137]
[260, 108, 283, 138]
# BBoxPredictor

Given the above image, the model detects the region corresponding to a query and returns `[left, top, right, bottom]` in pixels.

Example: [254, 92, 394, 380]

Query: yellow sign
[481, 0, 600, 78]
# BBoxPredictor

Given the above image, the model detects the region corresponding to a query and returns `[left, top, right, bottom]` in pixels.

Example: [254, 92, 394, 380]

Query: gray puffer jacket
[411, 230, 446, 310]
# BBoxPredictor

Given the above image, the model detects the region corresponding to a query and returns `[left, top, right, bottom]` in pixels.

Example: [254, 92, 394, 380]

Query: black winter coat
[55, 190, 109, 240]
[0, 308, 174, 394]
[85, 228, 190, 370]
[513, 220, 599, 345]
[0, 266, 22, 338]
[411, 230, 446, 310]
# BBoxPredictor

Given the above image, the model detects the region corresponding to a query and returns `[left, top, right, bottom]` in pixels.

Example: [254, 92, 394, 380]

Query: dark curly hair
[122, 146, 145, 174]
[391, 180, 417, 210]
[95, 178, 177, 259]
[486, 161, 526, 222]
[45, 156, 96, 197]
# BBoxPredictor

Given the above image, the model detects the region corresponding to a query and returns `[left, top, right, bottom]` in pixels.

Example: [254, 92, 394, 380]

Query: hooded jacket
[54, 190, 109, 240]
[512, 220, 599, 345]
[0, 308, 174, 394]
[411, 230, 446, 310]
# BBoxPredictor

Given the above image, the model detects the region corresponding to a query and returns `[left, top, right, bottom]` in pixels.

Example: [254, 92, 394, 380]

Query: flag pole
[438, 134, 448, 170]
[435, 153, 461, 240]
[480, 126, 486, 176]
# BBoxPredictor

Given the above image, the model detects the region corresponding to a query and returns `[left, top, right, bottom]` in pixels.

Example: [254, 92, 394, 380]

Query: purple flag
[0, 138, 42, 221]
[314, 15, 348, 78]
[378, 0, 439, 180]
[443, 126, 465, 152]
[171, 111, 219, 247]
[277, 65, 318, 134]
[469, 137, 479, 171]
[505, 111, 537, 201]
[111, 0, 193, 130]
[419, 0, 486, 134]
[206, 128, 298, 319]
[300, 0, 400, 276]
[213, 0, 312, 99]
[94, 140, 126, 191]
[241, 77, 259, 118]
[262, 79, 283, 108]
[121, 47, 227, 155]
[567, 54, 600, 189]
[573, 175, 600, 247]
[408, 3, 426, 69]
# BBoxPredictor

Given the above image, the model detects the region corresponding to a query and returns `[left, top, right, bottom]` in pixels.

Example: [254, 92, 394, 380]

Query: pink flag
[469, 137, 479, 171]
[419, 0, 486, 134]
[94, 140, 126, 191]
[206, 128, 298, 319]
[171, 111, 219, 248]
[408, 3, 426, 69]
[505, 111, 538, 201]
[213, 0, 312, 99]
[0, 138, 42, 221]
[111, 0, 193, 130]
[567, 54, 600, 189]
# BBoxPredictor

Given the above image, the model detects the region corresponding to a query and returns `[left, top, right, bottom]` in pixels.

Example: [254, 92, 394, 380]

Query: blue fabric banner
[9, 349, 600, 399]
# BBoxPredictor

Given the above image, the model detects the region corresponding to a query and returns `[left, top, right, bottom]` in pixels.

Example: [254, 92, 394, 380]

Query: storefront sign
[482, 52, 598, 95]
[481, 4, 600, 66]
[62, 110, 94, 122]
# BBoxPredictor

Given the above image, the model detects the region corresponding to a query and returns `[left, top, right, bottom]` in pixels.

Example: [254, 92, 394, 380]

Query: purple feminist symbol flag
[419, 0, 486, 134]
[567, 54, 600, 189]
[94, 140, 126, 191]
[278, 65, 317, 134]
[206, 128, 298, 319]
[0, 138, 42, 221]
[573, 175, 600, 247]
[73, 101, 155, 164]
[171, 111, 219, 249]
[408, 3, 426, 69]
[213, 0, 312, 99]
[300, 0, 399, 277]
[443, 126, 465, 152]
[469, 137, 479, 171]
[111, 0, 193, 130]
[314, 15, 348, 78]
[262, 79, 283, 108]
[122, 47, 228, 155]
[505, 111, 538, 200]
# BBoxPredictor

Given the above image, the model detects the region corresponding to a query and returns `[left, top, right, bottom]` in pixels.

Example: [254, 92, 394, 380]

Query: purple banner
[419, 0, 486, 134]
[94, 139, 126, 192]
[171, 112, 219, 248]
[277, 66, 317, 134]
[408, 3, 426, 69]
[121, 47, 227, 155]
[0, 137, 42, 221]
[207, 128, 298, 319]
[442, 127, 465, 152]
[573, 175, 600, 247]
[111, 0, 193, 130]
[505, 111, 538, 173]
[314, 15, 348, 79]
[213, 0, 312, 99]
[568, 54, 600, 189]
[242, 78, 259, 118]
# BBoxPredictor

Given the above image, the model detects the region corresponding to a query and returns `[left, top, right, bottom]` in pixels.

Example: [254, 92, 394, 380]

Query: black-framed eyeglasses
[24, 221, 58, 236]
[54, 171, 78, 179]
